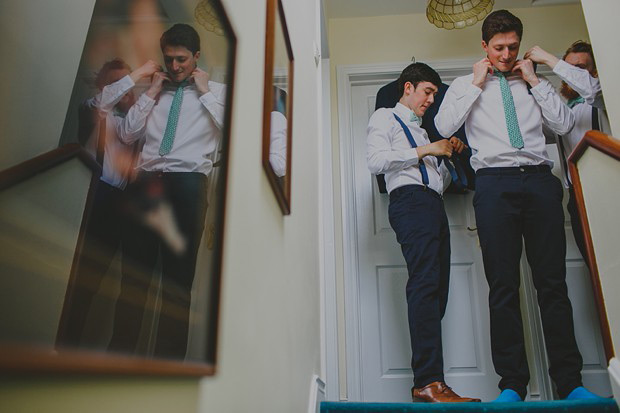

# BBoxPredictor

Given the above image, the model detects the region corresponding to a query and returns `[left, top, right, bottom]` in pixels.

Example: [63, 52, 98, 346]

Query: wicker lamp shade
[427, 0, 494, 30]
[195, 0, 225, 36]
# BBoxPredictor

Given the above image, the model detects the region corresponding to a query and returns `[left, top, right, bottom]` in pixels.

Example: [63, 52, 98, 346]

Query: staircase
[321, 399, 619, 413]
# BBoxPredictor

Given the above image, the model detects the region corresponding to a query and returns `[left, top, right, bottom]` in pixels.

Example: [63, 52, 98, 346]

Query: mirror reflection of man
[58, 58, 158, 349]
[106, 23, 226, 359]
[523, 41, 610, 265]
[436, 10, 601, 402]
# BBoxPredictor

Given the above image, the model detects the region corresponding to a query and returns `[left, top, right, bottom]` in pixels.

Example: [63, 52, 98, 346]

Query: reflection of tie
[159, 81, 188, 156]
[495, 70, 524, 149]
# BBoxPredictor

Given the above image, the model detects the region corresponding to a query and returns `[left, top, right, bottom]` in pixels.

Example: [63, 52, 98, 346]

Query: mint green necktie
[410, 110, 422, 126]
[567, 96, 585, 108]
[495, 70, 524, 149]
[159, 80, 189, 156]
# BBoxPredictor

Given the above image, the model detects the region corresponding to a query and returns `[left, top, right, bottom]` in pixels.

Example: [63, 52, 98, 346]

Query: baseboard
[308, 374, 326, 413]
[609, 358, 620, 406]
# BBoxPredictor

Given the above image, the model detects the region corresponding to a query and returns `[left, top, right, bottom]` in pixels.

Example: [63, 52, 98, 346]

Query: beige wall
[0, 0, 322, 412]
[327, 4, 590, 397]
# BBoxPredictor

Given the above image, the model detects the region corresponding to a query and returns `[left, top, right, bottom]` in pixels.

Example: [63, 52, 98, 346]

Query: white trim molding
[609, 358, 620, 406]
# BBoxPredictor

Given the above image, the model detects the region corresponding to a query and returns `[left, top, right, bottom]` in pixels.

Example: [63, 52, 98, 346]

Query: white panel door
[345, 78, 611, 402]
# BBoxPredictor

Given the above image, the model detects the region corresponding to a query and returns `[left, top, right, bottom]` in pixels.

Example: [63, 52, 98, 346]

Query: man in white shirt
[436, 10, 599, 402]
[367, 63, 477, 403]
[58, 58, 160, 349]
[107, 24, 226, 359]
[524, 41, 609, 265]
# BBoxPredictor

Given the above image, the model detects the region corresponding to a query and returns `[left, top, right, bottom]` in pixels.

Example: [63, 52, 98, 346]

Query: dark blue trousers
[109, 172, 208, 359]
[388, 185, 450, 388]
[473, 166, 583, 399]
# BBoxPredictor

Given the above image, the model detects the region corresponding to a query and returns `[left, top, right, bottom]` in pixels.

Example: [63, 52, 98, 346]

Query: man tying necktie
[523, 41, 611, 266]
[106, 23, 226, 359]
[436, 9, 601, 402]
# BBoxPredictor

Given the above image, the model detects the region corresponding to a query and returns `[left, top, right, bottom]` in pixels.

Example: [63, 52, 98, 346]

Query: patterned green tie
[159, 80, 189, 156]
[567, 96, 585, 108]
[495, 70, 524, 149]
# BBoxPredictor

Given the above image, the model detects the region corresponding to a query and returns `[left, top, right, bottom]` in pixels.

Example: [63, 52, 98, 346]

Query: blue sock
[565, 386, 602, 400]
[493, 389, 523, 402]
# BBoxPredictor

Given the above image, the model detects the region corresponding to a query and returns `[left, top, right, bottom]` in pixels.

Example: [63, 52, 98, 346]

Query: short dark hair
[95, 58, 130, 90]
[397, 63, 442, 97]
[563, 40, 596, 69]
[160, 23, 201, 54]
[481, 10, 523, 43]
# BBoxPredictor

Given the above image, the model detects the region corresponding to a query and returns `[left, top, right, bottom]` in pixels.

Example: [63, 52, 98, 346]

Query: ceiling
[325, 0, 580, 19]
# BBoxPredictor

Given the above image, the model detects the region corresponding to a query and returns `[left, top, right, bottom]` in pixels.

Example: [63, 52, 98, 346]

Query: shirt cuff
[120, 74, 136, 89]
[405, 148, 420, 165]
[199, 90, 217, 106]
[530, 79, 554, 99]
[136, 93, 156, 109]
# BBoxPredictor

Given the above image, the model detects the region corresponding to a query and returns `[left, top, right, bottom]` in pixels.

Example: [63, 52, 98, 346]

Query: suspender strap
[592, 106, 600, 131]
[393, 114, 429, 186]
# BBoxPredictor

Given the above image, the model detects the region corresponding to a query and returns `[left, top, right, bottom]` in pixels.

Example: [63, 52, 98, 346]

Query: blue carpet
[321, 399, 618, 413]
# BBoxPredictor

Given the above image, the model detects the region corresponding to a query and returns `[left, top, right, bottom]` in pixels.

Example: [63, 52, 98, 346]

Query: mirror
[262, 0, 294, 215]
[0, 0, 236, 374]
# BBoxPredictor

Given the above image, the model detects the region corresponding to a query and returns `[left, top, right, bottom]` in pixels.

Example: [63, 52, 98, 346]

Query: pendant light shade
[426, 0, 494, 30]
[195, 0, 225, 36]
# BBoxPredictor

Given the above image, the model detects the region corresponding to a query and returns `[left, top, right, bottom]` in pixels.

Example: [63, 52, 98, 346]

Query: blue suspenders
[393, 114, 429, 186]
[393, 113, 466, 189]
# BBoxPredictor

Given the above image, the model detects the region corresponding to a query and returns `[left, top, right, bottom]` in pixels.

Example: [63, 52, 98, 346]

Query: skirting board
[610, 358, 620, 407]
[308, 375, 326, 413]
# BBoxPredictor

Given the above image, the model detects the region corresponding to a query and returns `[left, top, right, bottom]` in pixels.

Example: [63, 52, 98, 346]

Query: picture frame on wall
[0, 0, 236, 376]
[262, 0, 294, 215]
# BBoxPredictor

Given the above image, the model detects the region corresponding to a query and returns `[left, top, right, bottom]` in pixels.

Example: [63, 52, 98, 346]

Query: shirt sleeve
[199, 80, 227, 130]
[435, 76, 482, 139]
[553, 59, 604, 109]
[115, 93, 155, 145]
[269, 111, 287, 177]
[366, 109, 420, 175]
[99, 75, 136, 113]
[530, 77, 575, 136]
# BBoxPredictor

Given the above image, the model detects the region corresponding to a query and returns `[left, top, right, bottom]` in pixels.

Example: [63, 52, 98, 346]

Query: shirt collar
[394, 102, 422, 126]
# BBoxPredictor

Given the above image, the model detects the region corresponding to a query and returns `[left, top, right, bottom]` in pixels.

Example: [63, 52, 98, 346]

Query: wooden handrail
[567, 130, 620, 362]
[0, 144, 101, 191]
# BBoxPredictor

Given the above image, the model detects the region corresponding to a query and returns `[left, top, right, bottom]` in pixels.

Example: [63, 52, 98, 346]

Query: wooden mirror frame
[0, 0, 237, 376]
[568, 130, 619, 362]
[262, 0, 294, 215]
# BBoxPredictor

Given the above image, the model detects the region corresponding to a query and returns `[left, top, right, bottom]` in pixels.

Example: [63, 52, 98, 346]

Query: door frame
[334, 59, 558, 401]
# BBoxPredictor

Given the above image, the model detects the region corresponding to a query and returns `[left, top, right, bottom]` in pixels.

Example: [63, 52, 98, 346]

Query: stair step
[321, 399, 618, 413]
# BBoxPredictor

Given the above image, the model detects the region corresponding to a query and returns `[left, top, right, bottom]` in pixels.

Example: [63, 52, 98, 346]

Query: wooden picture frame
[0, 0, 237, 376]
[567, 130, 619, 362]
[262, 0, 294, 215]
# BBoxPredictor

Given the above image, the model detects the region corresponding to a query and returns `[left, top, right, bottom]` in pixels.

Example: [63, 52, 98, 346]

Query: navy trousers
[58, 180, 128, 348]
[108, 172, 208, 359]
[388, 185, 450, 388]
[473, 166, 583, 399]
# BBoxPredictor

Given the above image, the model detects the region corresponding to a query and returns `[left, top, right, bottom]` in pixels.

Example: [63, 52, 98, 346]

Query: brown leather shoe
[411, 381, 481, 403]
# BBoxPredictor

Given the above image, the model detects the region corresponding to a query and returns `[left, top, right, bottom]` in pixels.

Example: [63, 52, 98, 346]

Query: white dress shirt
[82, 77, 139, 189]
[553, 60, 611, 186]
[435, 72, 574, 172]
[269, 111, 287, 178]
[116, 74, 226, 176]
[367, 102, 451, 195]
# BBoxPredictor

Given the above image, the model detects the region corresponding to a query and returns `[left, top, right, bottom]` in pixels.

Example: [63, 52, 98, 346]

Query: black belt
[476, 165, 551, 176]
[389, 184, 443, 201]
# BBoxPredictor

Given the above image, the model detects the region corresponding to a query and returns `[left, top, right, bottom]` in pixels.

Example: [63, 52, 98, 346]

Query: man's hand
[524, 46, 559, 69]
[417, 139, 454, 159]
[191, 68, 210, 95]
[130, 60, 162, 83]
[472, 57, 493, 88]
[512, 59, 540, 87]
[145, 71, 170, 99]
[449, 136, 468, 154]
